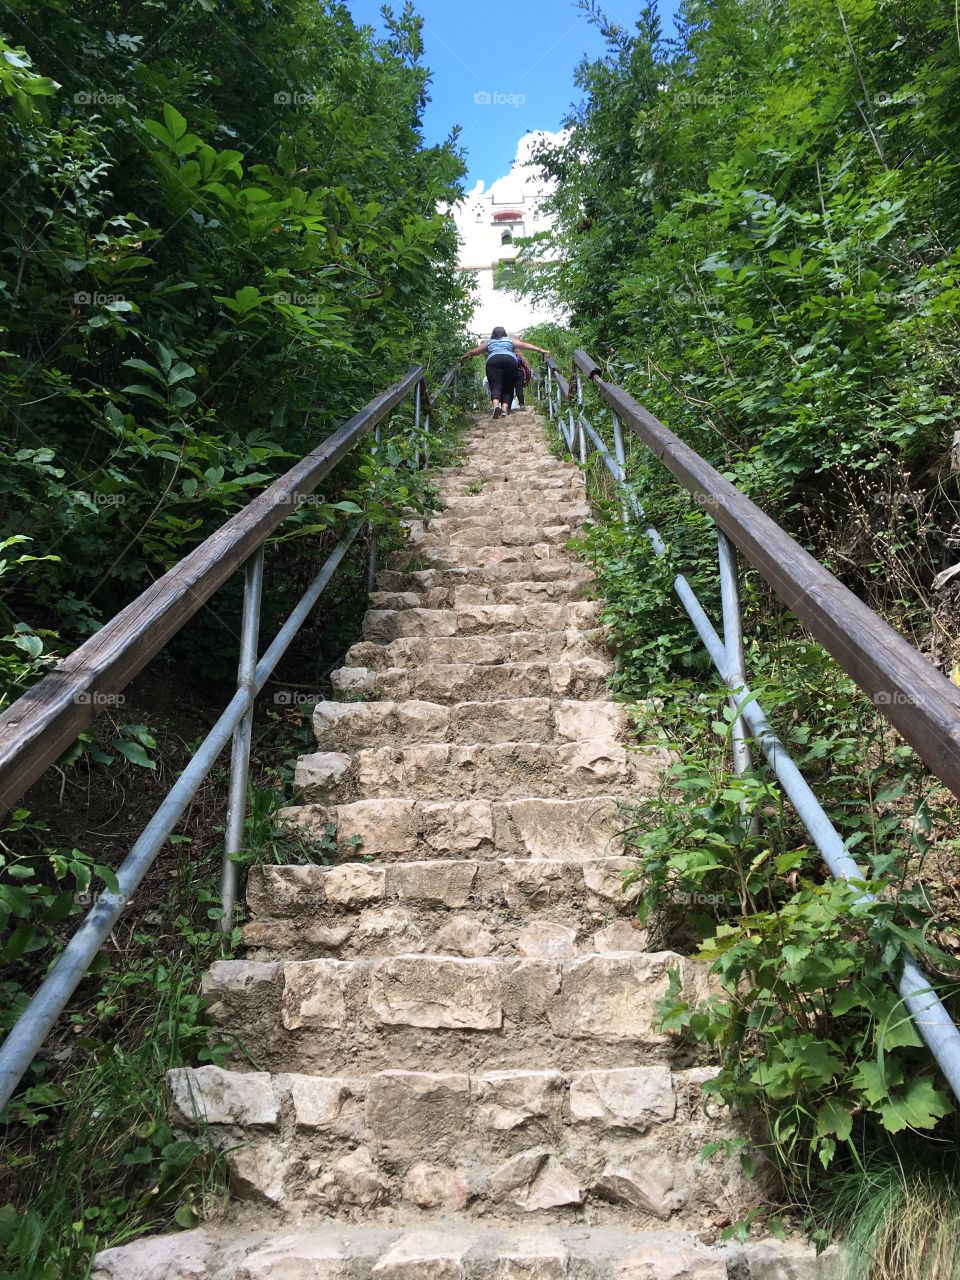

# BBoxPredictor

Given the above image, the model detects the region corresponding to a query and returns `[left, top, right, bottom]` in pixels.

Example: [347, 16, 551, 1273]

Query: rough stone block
[282, 960, 348, 1030]
[553, 954, 678, 1043]
[451, 698, 553, 744]
[553, 699, 625, 743]
[507, 798, 624, 859]
[280, 1074, 364, 1132]
[373, 1230, 476, 1279]
[741, 1240, 839, 1279]
[498, 1238, 570, 1279]
[228, 1141, 288, 1205]
[613, 1235, 726, 1279]
[294, 751, 352, 797]
[235, 1231, 350, 1280]
[435, 915, 495, 956]
[369, 956, 503, 1029]
[476, 1070, 564, 1131]
[489, 1148, 582, 1211]
[516, 921, 578, 959]
[168, 1066, 277, 1128]
[402, 1162, 470, 1211]
[420, 800, 494, 851]
[593, 919, 649, 952]
[335, 800, 418, 855]
[581, 858, 640, 903]
[311, 1145, 388, 1209]
[396, 700, 451, 740]
[569, 1067, 676, 1132]
[322, 863, 387, 907]
[91, 1231, 216, 1280]
[393, 860, 478, 908]
[366, 1070, 471, 1148]
[593, 1160, 686, 1220]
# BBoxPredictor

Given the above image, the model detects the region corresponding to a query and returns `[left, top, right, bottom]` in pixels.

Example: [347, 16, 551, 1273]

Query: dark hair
[490, 326, 507, 339]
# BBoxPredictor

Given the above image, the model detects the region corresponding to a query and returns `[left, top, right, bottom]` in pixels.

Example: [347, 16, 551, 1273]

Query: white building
[450, 130, 567, 338]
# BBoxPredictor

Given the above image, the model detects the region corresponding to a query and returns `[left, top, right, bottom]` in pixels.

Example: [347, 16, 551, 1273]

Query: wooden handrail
[0, 367, 426, 812]
[572, 348, 960, 799]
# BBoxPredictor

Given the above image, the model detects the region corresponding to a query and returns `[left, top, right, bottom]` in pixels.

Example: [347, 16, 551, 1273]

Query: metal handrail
[0, 363, 457, 1112]
[542, 352, 960, 1105]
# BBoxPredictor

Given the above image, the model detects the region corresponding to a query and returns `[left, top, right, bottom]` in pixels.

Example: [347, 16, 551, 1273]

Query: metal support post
[366, 423, 382, 595]
[220, 545, 265, 930]
[717, 531, 760, 831]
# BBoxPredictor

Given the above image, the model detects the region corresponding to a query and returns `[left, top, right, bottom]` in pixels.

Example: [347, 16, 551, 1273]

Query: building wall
[450, 130, 567, 338]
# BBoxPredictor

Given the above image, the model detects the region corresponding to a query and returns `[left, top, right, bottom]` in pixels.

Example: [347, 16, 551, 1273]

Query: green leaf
[814, 1096, 854, 1141]
[879, 1079, 952, 1133]
[162, 103, 188, 141]
[113, 741, 156, 769]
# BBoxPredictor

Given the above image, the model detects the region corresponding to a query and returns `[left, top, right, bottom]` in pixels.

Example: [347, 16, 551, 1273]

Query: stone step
[440, 487, 585, 508]
[201, 950, 703, 1074]
[343, 629, 608, 672]
[330, 657, 611, 705]
[400, 543, 579, 571]
[438, 460, 576, 479]
[439, 495, 588, 518]
[279, 796, 629, 860]
[242, 857, 644, 960]
[376, 560, 593, 594]
[361, 603, 601, 643]
[92, 1222, 835, 1280]
[417, 521, 578, 548]
[312, 697, 624, 751]
[431, 504, 586, 525]
[292, 739, 656, 804]
[368, 576, 595, 610]
[441, 474, 582, 494]
[165, 1063, 749, 1228]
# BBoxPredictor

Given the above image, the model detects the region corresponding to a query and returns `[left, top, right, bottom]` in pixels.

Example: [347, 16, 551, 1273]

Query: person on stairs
[459, 327, 550, 418]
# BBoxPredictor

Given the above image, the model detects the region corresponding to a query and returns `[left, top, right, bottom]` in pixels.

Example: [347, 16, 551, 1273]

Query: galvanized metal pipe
[611, 412, 632, 526]
[366, 422, 382, 596]
[717, 533, 758, 792]
[0, 527, 360, 1114]
[219, 546, 265, 931]
[576, 375, 588, 466]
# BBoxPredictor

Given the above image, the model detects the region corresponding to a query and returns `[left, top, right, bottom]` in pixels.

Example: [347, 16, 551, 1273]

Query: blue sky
[345, 0, 681, 190]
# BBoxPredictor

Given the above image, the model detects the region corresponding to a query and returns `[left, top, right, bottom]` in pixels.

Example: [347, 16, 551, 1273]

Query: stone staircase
[92, 409, 831, 1278]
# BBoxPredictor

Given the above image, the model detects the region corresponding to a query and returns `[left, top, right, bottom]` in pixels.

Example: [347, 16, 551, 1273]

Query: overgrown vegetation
[0, 2, 475, 1273]
[515, 1, 960, 1267]
[0, 0, 470, 708]
[0, 394, 474, 1278]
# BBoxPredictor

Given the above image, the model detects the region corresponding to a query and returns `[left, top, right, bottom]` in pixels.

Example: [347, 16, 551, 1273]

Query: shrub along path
[90, 408, 832, 1278]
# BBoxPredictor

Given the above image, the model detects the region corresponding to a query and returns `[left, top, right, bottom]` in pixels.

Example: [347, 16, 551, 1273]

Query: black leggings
[486, 354, 517, 405]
